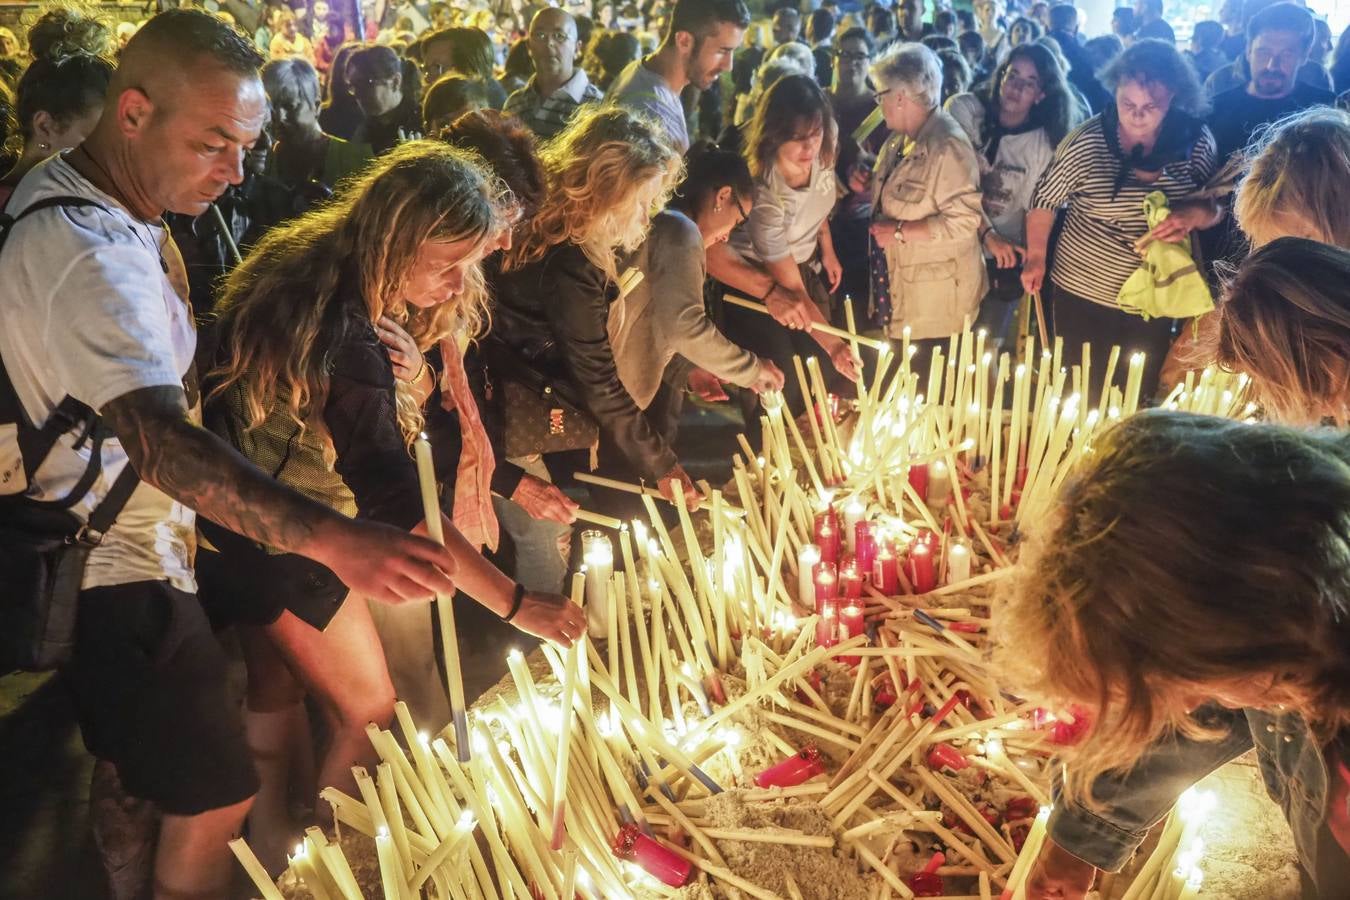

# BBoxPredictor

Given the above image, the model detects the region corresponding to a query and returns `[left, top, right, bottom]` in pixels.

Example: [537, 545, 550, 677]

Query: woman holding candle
[1000, 410, 1350, 898]
[707, 74, 861, 439]
[868, 43, 988, 351]
[1021, 39, 1220, 398]
[199, 142, 582, 868]
[489, 106, 700, 506]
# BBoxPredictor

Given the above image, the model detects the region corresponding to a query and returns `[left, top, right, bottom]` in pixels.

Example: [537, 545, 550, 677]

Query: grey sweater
[610, 210, 761, 410]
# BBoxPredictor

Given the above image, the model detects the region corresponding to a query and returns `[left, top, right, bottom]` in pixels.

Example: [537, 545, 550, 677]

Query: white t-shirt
[729, 161, 838, 266]
[0, 154, 199, 591]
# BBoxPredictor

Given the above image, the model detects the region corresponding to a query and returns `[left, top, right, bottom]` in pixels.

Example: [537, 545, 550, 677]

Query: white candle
[582, 529, 614, 639]
[929, 460, 951, 505]
[947, 540, 971, 584]
[798, 544, 821, 605]
[843, 498, 865, 554]
[374, 827, 406, 900]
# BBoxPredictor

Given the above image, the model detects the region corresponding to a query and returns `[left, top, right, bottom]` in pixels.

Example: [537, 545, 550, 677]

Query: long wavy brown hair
[1216, 237, 1350, 426]
[210, 140, 510, 444]
[996, 410, 1350, 807]
[502, 105, 682, 283]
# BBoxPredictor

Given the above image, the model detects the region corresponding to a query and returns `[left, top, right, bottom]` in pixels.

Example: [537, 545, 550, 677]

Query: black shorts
[64, 581, 259, 815]
[195, 519, 347, 631]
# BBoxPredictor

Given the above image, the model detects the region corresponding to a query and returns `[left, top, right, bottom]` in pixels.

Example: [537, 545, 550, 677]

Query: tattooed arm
[101, 385, 457, 605]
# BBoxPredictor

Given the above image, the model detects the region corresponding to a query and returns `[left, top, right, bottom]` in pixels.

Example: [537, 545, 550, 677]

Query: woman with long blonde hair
[489, 105, 698, 504]
[198, 141, 582, 870]
[1001, 410, 1350, 898]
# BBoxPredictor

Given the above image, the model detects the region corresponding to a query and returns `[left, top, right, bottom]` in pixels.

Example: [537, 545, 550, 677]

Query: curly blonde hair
[996, 410, 1350, 808]
[210, 140, 511, 445]
[503, 105, 682, 283]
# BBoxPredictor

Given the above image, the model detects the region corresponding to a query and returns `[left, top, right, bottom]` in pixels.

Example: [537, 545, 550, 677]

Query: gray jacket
[610, 210, 760, 410]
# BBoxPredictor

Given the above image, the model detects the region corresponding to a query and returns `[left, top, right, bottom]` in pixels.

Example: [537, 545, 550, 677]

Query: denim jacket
[1048, 705, 1350, 896]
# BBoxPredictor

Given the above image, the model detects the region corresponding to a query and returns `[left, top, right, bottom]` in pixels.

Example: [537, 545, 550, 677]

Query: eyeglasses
[350, 75, 397, 92]
[871, 87, 897, 103]
[1002, 72, 1041, 92]
[733, 192, 751, 226]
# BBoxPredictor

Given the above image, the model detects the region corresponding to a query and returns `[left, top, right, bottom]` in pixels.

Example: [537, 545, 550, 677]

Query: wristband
[501, 582, 525, 623]
[761, 283, 777, 303]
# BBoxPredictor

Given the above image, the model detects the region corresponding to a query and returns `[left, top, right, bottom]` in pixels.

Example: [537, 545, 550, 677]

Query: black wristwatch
[501, 582, 526, 623]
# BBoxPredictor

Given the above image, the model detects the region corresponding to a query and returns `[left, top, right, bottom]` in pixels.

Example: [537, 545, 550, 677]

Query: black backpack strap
[1, 194, 134, 516]
[84, 463, 141, 541]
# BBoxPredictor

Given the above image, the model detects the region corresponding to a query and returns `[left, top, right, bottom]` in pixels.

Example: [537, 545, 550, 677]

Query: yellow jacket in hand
[1117, 191, 1214, 320]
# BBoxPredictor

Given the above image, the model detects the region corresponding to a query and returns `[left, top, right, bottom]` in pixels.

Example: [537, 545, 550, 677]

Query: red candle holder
[812, 561, 838, 614]
[908, 851, 946, 897]
[814, 513, 841, 564]
[839, 561, 863, 601]
[872, 544, 899, 595]
[815, 601, 839, 648]
[839, 603, 865, 665]
[906, 535, 937, 594]
[926, 743, 970, 772]
[908, 463, 930, 502]
[613, 824, 692, 887]
[854, 522, 877, 578]
[753, 745, 824, 788]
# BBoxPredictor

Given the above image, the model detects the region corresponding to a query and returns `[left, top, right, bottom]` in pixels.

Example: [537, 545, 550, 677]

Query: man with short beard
[505, 7, 603, 139]
[606, 0, 751, 153]
[1207, 2, 1333, 161]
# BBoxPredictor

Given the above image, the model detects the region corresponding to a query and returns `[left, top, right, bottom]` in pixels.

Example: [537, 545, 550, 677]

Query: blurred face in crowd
[998, 55, 1044, 126]
[1247, 28, 1309, 99]
[0, 29, 17, 56]
[314, 1, 330, 22]
[695, 184, 751, 246]
[833, 34, 871, 92]
[421, 36, 456, 81]
[350, 65, 403, 117]
[974, 0, 1000, 30]
[1219, 0, 1242, 30]
[876, 82, 930, 136]
[271, 90, 321, 142]
[776, 117, 824, 174]
[1009, 18, 1036, 45]
[125, 66, 268, 215]
[1114, 78, 1173, 146]
[898, 0, 923, 34]
[772, 9, 800, 45]
[1030, 2, 1050, 29]
[529, 8, 578, 83]
[682, 21, 746, 90]
[280, 14, 297, 38]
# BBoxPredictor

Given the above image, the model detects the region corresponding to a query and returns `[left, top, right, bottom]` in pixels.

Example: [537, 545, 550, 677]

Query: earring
[714, 203, 723, 212]
[38, 142, 50, 151]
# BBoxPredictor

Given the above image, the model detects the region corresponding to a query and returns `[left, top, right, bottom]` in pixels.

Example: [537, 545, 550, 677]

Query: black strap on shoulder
[0, 194, 138, 521]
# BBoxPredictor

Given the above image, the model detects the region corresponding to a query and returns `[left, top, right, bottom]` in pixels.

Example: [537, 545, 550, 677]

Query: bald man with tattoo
[0, 11, 461, 898]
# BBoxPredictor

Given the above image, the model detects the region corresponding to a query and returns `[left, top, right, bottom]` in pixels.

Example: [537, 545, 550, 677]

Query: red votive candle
[839, 603, 864, 665]
[815, 601, 839, 648]
[839, 560, 863, 601]
[873, 543, 899, 594]
[753, 745, 824, 788]
[854, 522, 877, 578]
[812, 561, 838, 614]
[926, 743, 970, 772]
[908, 851, 947, 897]
[906, 537, 937, 594]
[814, 513, 841, 564]
[613, 824, 692, 887]
[908, 462, 930, 501]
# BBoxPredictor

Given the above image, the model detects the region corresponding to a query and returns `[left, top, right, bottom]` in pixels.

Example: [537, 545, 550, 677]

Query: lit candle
[842, 497, 865, 553]
[715, 727, 745, 782]
[228, 839, 286, 900]
[1004, 806, 1051, 900]
[753, 745, 824, 788]
[374, 828, 405, 900]
[946, 540, 971, 584]
[907, 535, 937, 594]
[581, 530, 614, 639]
[873, 542, 899, 594]
[839, 560, 863, 601]
[814, 512, 841, 564]
[613, 824, 692, 887]
[840, 603, 865, 665]
[813, 561, 838, 614]
[815, 601, 839, 648]
[854, 522, 878, 581]
[798, 543, 821, 605]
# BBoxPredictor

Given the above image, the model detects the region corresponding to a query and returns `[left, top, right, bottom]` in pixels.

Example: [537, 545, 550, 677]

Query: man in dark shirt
[1207, 1, 1333, 160]
[807, 7, 835, 85]
[1133, 0, 1175, 43]
[1047, 3, 1109, 113]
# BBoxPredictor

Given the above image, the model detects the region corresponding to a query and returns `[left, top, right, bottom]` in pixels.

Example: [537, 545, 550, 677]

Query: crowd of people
[4, 0, 1350, 897]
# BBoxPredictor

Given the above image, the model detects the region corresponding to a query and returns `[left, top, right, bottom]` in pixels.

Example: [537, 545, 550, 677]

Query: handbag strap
[0, 193, 139, 522]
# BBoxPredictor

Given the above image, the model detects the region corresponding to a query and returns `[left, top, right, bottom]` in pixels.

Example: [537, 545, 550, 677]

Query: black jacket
[489, 242, 678, 482]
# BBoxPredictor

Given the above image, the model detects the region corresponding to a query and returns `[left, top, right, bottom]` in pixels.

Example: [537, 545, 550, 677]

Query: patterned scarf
[438, 334, 499, 551]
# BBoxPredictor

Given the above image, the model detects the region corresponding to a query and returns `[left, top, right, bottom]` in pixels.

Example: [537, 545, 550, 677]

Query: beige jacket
[873, 108, 988, 340]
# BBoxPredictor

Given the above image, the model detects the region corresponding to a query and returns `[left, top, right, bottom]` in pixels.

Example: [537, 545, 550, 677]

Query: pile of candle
[233, 326, 1253, 900]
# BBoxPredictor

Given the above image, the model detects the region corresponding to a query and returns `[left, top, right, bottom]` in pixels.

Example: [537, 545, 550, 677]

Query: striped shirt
[503, 69, 604, 141]
[1031, 115, 1218, 309]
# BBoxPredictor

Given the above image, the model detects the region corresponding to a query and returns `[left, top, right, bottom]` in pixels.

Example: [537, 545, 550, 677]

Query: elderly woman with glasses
[868, 43, 987, 346]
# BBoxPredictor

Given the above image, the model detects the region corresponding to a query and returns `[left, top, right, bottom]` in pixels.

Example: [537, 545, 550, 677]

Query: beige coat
[873, 108, 988, 340]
